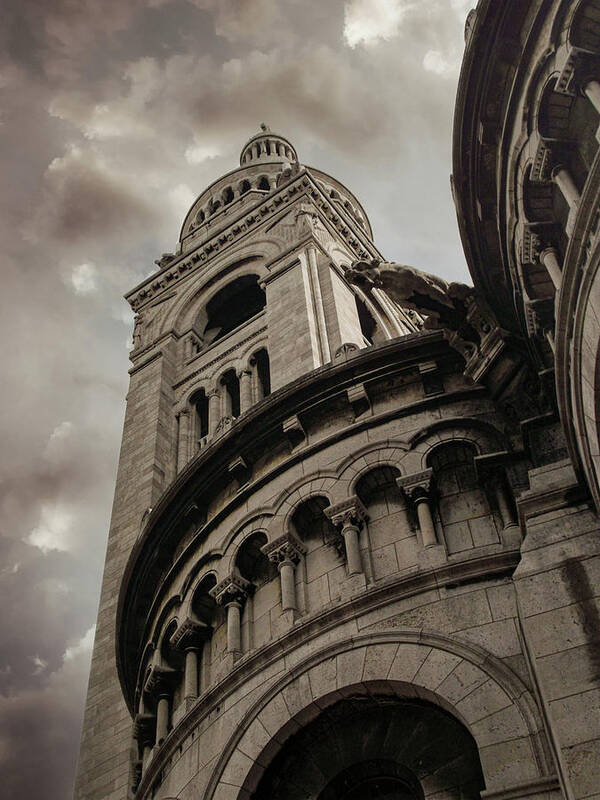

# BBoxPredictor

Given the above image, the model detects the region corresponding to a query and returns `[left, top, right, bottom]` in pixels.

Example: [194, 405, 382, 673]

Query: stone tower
[75, 88, 600, 799]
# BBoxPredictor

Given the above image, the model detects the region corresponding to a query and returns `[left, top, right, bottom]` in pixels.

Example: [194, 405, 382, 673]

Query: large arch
[205, 633, 556, 800]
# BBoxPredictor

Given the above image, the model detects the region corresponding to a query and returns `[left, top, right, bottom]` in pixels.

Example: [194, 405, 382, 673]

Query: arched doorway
[250, 694, 484, 800]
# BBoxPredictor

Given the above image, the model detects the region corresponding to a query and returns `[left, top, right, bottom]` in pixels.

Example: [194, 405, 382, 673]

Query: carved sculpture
[347, 258, 474, 333]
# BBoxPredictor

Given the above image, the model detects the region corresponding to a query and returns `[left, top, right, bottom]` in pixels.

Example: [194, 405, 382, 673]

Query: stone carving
[261, 532, 306, 564]
[209, 574, 252, 606]
[154, 253, 176, 270]
[347, 258, 474, 333]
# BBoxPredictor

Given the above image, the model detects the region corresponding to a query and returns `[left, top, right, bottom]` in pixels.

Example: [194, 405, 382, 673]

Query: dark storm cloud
[0, 1, 472, 797]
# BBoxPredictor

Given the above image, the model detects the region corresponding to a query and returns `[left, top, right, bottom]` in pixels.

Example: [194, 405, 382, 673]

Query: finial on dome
[260, 122, 271, 132]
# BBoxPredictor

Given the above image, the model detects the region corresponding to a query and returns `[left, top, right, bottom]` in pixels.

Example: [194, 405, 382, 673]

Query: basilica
[74, 2, 600, 799]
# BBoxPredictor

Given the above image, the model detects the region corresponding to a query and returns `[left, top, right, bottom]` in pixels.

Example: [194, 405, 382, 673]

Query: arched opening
[191, 388, 209, 445]
[257, 176, 270, 191]
[195, 209, 205, 224]
[222, 186, 234, 205]
[221, 369, 240, 419]
[235, 532, 274, 587]
[355, 295, 377, 345]
[209, 198, 221, 215]
[190, 574, 218, 694]
[235, 532, 277, 652]
[249, 694, 484, 800]
[291, 496, 340, 611]
[356, 466, 408, 579]
[191, 574, 217, 626]
[202, 274, 266, 344]
[251, 347, 271, 400]
[239, 179, 251, 195]
[427, 442, 499, 555]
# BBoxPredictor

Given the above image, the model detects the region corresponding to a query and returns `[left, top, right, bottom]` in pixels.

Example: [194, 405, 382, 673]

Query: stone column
[142, 663, 177, 749]
[239, 369, 253, 414]
[551, 164, 581, 211]
[493, 477, 517, 529]
[325, 497, 368, 575]
[262, 532, 306, 612]
[169, 617, 211, 702]
[156, 695, 169, 745]
[250, 357, 264, 403]
[176, 408, 190, 472]
[540, 246, 562, 292]
[397, 469, 437, 548]
[208, 388, 220, 435]
[133, 713, 155, 775]
[210, 575, 252, 655]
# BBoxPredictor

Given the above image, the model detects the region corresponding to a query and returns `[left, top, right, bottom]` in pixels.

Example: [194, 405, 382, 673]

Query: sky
[0, 1, 473, 797]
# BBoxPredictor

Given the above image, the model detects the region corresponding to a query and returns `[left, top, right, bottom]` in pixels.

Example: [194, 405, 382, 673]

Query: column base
[341, 571, 367, 599]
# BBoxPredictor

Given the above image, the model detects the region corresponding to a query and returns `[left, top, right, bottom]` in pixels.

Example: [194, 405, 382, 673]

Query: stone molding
[480, 774, 560, 800]
[261, 532, 306, 564]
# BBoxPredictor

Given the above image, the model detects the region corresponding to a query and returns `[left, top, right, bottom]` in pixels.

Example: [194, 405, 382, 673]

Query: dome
[239, 124, 298, 166]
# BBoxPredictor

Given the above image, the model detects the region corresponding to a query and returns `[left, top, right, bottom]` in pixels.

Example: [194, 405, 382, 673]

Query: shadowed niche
[250, 695, 484, 800]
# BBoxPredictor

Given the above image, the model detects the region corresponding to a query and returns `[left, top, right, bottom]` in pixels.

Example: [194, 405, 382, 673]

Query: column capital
[324, 496, 368, 529]
[397, 468, 433, 501]
[133, 712, 155, 744]
[143, 664, 178, 698]
[210, 574, 252, 606]
[169, 616, 211, 651]
[261, 532, 306, 565]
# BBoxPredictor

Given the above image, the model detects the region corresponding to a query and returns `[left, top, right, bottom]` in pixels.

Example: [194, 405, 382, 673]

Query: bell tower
[73, 129, 416, 800]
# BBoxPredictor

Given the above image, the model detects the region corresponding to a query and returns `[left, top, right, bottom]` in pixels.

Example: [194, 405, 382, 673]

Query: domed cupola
[240, 123, 298, 166]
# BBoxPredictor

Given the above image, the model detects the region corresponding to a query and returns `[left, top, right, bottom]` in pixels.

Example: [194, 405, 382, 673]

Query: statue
[347, 258, 475, 335]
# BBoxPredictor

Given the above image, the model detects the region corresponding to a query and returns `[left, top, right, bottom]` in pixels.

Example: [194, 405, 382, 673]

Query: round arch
[204, 632, 553, 800]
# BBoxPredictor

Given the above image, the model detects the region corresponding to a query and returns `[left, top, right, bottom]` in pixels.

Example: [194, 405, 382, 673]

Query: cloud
[343, 0, 412, 47]
[26, 502, 74, 554]
[70, 263, 97, 294]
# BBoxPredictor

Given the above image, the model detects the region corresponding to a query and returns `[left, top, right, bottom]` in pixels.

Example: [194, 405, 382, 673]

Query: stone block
[362, 643, 399, 682]
[414, 649, 463, 691]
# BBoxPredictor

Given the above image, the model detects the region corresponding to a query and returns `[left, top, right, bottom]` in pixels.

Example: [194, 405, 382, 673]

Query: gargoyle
[347, 258, 477, 339]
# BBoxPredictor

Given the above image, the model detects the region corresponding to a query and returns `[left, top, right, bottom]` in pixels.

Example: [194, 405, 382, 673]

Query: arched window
[251, 348, 271, 400]
[427, 442, 499, 554]
[221, 369, 240, 419]
[355, 296, 377, 345]
[202, 275, 266, 344]
[235, 532, 274, 587]
[191, 574, 217, 626]
[191, 389, 209, 445]
[291, 496, 340, 612]
[356, 466, 408, 579]
[257, 176, 270, 191]
[239, 179, 251, 195]
[222, 186, 234, 205]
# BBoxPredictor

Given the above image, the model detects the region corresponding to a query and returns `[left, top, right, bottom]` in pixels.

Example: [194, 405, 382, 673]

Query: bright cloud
[70, 263, 97, 294]
[184, 142, 221, 164]
[343, 0, 411, 47]
[423, 49, 455, 76]
[26, 503, 74, 554]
